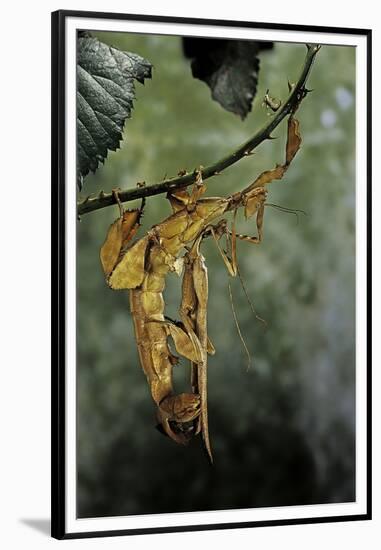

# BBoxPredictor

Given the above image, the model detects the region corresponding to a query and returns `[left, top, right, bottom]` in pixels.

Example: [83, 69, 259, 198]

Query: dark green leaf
[77, 35, 152, 189]
[183, 38, 273, 119]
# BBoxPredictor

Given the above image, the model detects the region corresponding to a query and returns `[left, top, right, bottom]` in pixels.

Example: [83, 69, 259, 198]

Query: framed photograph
[51, 9, 371, 540]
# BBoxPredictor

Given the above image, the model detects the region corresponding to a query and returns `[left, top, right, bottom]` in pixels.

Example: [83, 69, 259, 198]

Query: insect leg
[167, 167, 207, 212]
[189, 235, 213, 463]
[100, 189, 146, 283]
[167, 233, 213, 462]
[233, 202, 265, 245]
[203, 219, 238, 277]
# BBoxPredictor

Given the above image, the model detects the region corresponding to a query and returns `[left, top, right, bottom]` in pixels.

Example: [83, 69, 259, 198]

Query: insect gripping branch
[100, 99, 307, 463]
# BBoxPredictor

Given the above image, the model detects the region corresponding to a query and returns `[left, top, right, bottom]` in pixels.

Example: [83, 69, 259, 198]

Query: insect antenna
[237, 266, 267, 329]
[227, 280, 252, 372]
[266, 203, 307, 225]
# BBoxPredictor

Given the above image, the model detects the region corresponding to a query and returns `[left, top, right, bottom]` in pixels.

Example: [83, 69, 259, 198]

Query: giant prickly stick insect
[100, 113, 302, 463]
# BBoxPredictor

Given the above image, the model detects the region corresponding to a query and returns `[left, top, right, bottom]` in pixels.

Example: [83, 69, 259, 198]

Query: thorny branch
[77, 44, 320, 217]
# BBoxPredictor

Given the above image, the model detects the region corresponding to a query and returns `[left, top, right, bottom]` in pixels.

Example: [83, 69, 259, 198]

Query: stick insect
[100, 113, 302, 463]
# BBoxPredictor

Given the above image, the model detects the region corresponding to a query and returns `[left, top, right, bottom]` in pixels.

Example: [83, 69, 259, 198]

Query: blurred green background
[77, 33, 356, 518]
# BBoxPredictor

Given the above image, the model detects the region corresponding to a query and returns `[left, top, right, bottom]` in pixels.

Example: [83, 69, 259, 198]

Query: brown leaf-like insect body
[100, 114, 302, 460]
[101, 181, 228, 448]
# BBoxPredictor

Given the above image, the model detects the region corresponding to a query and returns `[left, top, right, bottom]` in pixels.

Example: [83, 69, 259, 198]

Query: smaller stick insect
[100, 112, 302, 463]
[262, 89, 282, 113]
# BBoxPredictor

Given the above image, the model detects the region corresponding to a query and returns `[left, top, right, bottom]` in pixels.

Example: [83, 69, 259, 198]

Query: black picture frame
[51, 9, 372, 540]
